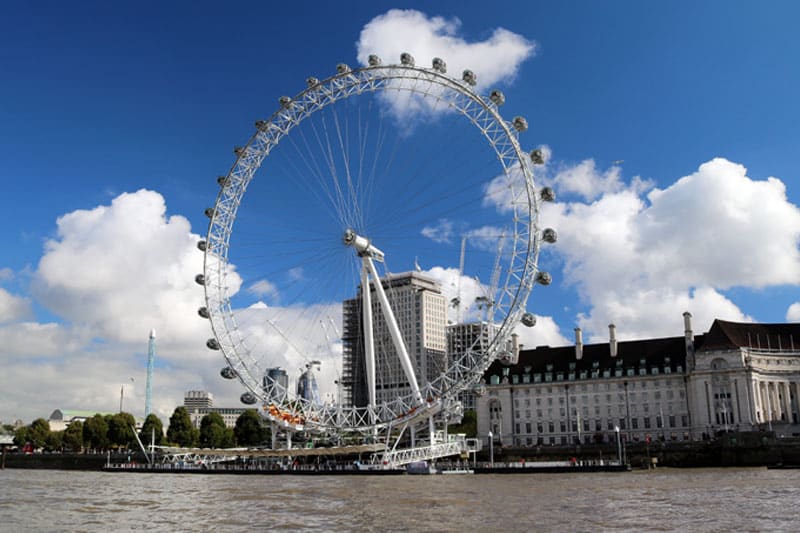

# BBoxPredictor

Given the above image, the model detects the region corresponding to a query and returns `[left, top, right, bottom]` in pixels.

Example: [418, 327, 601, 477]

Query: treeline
[10, 407, 270, 452]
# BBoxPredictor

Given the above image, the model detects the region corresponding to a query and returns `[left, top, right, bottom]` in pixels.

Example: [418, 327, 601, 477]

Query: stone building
[476, 314, 800, 448]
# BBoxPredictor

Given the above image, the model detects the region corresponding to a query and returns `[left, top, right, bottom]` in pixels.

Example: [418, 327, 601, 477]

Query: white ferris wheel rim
[200, 56, 542, 433]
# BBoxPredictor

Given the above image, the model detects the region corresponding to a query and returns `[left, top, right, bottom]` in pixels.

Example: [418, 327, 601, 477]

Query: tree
[447, 409, 477, 438]
[167, 407, 198, 447]
[234, 409, 266, 446]
[83, 414, 110, 450]
[139, 414, 165, 446]
[199, 412, 230, 448]
[63, 420, 84, 452]
[13, 426, 30, 447]
[45, 430, 64, 452]
[28, 418, 51, 449]
[107, 412, 137, 449]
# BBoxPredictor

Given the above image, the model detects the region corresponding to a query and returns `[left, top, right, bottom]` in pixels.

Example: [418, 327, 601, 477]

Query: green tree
[13, 426, 30, 447]
[45, 430, 64, 452]
[28, 418, 51, 449]
[83, 414, 110, 450]
[199, 412, 229, 448]
[139, 414, 165, 446]
[234, 409, 266, 446]
[63, 420, 84, 452]
[447, 409, 477, 438]
[167, 407, 198, 447]
[107, 412, 137, 449]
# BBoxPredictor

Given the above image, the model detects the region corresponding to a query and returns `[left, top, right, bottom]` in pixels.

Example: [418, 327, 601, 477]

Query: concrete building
[476, 314, 800, 448]
[342, 271, 447, 408]
[446, 321, 498, 411]
[183, 391, 246, 429]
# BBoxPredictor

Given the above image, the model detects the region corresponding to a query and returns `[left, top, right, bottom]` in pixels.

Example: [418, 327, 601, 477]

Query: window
[644, 417, 651, 429]
[548, 422, 555, 432]
[526, 422, 532, 433]
[512, 375, 519, 384]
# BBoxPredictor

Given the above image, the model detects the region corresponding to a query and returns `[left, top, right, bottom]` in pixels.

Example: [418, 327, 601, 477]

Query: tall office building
[342, 271, 447, 408]
[446, 321, 498, 412]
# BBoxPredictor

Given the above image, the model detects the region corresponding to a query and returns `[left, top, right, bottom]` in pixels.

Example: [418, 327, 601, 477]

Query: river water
[1, 467, 798, 532]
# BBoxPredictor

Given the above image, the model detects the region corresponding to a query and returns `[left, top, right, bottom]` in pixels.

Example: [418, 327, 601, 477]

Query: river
[1, 467, 798, 531]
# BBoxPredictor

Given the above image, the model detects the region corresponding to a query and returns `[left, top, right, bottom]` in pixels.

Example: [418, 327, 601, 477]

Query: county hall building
[476, 313, 800, 447]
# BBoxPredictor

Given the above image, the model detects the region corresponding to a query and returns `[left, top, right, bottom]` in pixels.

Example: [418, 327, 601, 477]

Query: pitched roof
[486, 335, 687, 378]
[698, 319, 800, 351]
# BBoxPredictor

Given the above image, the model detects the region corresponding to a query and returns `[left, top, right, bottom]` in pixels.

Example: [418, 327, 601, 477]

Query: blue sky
[1, 2, 799, 423]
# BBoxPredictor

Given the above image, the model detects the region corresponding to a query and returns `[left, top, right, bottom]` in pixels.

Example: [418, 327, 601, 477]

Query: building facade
[183, 391, 246, 429]
[477, 314, 800, 448]
[342, 271, 447, 407]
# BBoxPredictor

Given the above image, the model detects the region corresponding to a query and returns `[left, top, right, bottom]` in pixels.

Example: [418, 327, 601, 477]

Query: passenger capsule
[204, 207, 215, 218]
[216, 175, 229, 187]
[279, 96, 292, 108]
[400, 53, 415, 66]
[432, 57, 447, 73]
[540, 187, 556, 203]
[306, 77, 319, 88]
[197, 240, 207, 252]
[255, 120, 268, 132]
[530, 149, 545, 165]
[368, 54, 381, 66]
[197, 307, 210, 319]
[490, 89, 505, 106]
[462, 70, 477, 86]
[535, 271, 552, 286]
[512, 116, 528, 132]
[234, 146, 245, 156]
[240, 392, 257, 405]
[206, 338, 220, 350]
[521, 312, 537, 327]
[336, 63, 351, 74]
[194, 274, 205, 286]
[542, 228, 558, 244]
[220, 366, 237, 379]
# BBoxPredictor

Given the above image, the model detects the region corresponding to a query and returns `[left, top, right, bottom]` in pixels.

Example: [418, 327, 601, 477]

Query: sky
[1, 1, 799, 424]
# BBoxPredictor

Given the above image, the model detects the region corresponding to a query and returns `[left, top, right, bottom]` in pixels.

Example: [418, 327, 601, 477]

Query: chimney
[609, 324, 618, 357]
[574, 328, 583, 360]
[683, 311, 695, 369]
[511, 333, 520, 364]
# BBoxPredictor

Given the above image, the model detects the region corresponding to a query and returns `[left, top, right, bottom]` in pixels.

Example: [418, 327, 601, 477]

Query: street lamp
[614, 426, 622, 465]
[488, 430, 494, 466]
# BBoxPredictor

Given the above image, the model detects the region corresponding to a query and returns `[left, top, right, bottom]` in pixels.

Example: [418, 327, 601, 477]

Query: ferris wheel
[196, 53, 555, 437]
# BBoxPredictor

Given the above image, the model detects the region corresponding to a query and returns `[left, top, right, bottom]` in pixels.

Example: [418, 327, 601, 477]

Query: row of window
[513, 414, 689, 435]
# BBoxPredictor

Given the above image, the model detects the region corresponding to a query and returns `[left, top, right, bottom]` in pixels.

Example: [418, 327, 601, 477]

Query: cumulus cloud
[0, 190, 240, 423]
[32, 189, 210, 348]
[550, 159, 654, 201]
[545, 157, 800, 341]
[788, 302, 800, 322]
[0, 287, 31, 324]
[356, 9, 535, 118]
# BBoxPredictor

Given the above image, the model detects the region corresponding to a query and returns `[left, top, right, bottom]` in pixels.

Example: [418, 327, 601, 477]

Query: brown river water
[1, 467, 798, 532]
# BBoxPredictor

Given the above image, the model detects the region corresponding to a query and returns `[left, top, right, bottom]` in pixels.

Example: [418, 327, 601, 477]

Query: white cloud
[0, 287, 31, 324]
[553, 159, 624, 201]
[421, 219, 455, 244]
[356, 9, 535, 119]
[32, 189, 210, 348]
[0, 190, 239, 423]
[545, 157, 800, 340]
[248, 279, 279, 300]
[787, 302, 800, 322]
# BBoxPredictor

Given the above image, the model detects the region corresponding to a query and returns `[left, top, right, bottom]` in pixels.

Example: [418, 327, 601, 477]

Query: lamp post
[488, 430, 494, 466]
[614, 425, 622, 465]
